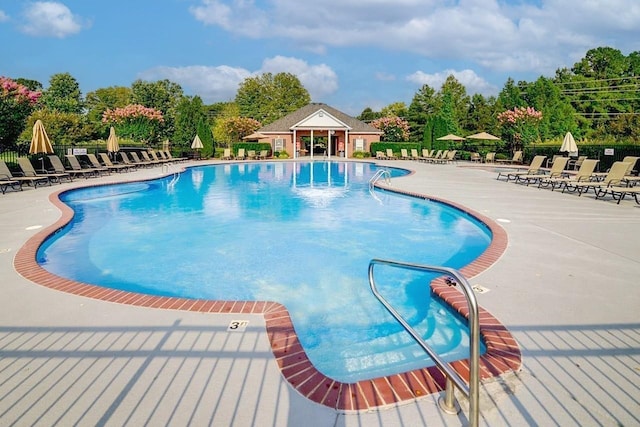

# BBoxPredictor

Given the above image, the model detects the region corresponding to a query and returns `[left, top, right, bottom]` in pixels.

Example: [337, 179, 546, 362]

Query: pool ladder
[368, 259, 480, 427]
[369, 169, 391, 189]
[163, 163, 180, 189]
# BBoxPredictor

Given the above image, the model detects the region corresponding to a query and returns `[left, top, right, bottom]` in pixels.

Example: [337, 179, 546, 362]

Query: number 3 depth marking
[227, 320, 249, 331]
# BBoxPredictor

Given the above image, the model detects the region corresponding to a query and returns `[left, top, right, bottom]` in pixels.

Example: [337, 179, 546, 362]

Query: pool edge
[13, 169, 521, 413]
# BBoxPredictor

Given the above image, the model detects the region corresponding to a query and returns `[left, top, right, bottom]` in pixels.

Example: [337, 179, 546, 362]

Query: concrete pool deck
[1, 158, 638, 426]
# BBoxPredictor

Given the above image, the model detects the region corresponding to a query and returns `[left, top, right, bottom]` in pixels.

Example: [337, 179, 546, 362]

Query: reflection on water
[40, 161, 490, 382]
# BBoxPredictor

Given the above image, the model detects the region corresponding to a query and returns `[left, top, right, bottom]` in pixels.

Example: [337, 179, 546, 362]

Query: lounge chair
[74, 154, 110, 176]
[140, 151, 163, 166]
[442, 150, 457, 164]
[0, 175, 21, 194]
[376, 151, 386, 160]
[418, 149, 434, 162]
[128, 152, 155, 168]
[385, 149, 398, 160]
[485, 152, 496, 163]
[65, 155, 102, 177]
[96, 153, 130, 173]
[538, 159, 599, 191]
[591, 156, 639, 181]
[247, 150, 257, 160]
[220, 148, 233, 160]
[150, 150, 172, 164]
[567, 155, 587, 170]
[563, 161, 631, 196]
[236, 148, 246, 160]
[4, 158, 53, 187]
[470, 152, 481, 163]
[400, 148, 409, 160]
[17, 157, 71, 183]
[516, 156, 570, 185]
[117, 152, 141, 169]
[596, 185, 640, 204]
[410, 149, 421, 161]
[162, 150, 187, 162]
[497, 155, 546, 181]
[256, 150, 269, 160]
[51, 154, 97, 180]
[496, 150, 523, 164]
[427, 150, 443, 163]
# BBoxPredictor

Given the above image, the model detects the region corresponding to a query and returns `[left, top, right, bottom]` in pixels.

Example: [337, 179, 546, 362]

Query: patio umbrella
[242, 132, 266, 141]
[467, 132, 500, 141]
[436, 134, 466, 141]
[560, 132, 578, 156]
[106, 126, 120, 154]
[29, 119, 54, 171]
[191, 134, 203, 149]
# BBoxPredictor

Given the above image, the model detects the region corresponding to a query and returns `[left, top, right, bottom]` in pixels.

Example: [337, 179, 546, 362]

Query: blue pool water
[38, 161, 491, 382]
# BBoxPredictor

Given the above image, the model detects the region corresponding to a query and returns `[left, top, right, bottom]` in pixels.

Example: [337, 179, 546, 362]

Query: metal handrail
[369, 169, 391, 189]
[368, 258, 480, 427]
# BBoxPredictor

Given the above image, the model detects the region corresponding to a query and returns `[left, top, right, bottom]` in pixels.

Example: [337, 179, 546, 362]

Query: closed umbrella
[29, 120, 54, 171]
[560, 132, 578, 156]
[191, 135, 203, 149]
[106, 126, 120, 155]
[191, 134, 203, 159]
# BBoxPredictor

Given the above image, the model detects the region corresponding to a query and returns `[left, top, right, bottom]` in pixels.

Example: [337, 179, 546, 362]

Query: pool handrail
[368, 258, 480, 427]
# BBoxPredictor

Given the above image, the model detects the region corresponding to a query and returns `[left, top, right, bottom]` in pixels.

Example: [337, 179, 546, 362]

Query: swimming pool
[37, 161, 492, 382]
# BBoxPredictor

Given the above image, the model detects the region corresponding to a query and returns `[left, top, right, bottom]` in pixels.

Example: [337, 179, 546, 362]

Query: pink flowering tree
[0, 76, 42, 150]
[371, 116, 410, 141]
[102, 104, 164, 143]
[497, 106, 543, 151]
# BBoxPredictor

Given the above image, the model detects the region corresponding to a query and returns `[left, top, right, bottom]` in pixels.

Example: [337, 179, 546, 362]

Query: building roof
[257, 103, 382, 134]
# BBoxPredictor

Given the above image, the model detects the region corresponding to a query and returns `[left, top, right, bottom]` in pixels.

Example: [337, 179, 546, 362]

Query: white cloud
[139, 65, 252, 103]
[260, 56, 338, 100]
[0, 10, 9, 22]
[20, 2, 86, 38]
[407, 69, 497, 96]
[140, 56, 339, 104]
[188, 0, 640, 77]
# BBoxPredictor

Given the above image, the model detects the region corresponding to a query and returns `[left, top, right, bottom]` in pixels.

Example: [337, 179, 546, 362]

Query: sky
[1, 0, 639, 116]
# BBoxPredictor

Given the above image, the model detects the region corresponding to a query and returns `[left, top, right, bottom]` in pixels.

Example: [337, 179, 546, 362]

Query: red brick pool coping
[13, 167, 521, 413]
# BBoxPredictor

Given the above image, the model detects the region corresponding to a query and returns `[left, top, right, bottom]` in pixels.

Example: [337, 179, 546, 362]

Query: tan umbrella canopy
[106, 126, 120, 153]
[191, 134, 204, 149]
[560, 132, 578, 156]
[242, 132, 266, 140]
[467, 132, 500, 141]
[436, 133, 466, 141]
[29, 119, 54, 155]
[30, 120, 54, 170]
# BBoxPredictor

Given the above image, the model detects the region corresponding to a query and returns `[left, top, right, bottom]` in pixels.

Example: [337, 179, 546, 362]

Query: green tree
[85, 86, 132, 125]
[174, 96, 207, 151]
[406, 84, 437, 141]
[235, 72, 310, 124]
[522, 76, 579, 139]
[370, 116, 410, 141]
[357, 107, 381, 122]
[380, 102, 407, 118]
[40, 72, 84, 114]
[131, 79, 184, 140]
[197, 119, 215, 158]
[14, 78, 43, 92]
[20, 109, 91, 146]
[437, 75, 469, 131]
[212, 103, 241, 145]
[0, 77, 41, 149]
[496, 78, 525, 111]
[467, 94, 498, 134]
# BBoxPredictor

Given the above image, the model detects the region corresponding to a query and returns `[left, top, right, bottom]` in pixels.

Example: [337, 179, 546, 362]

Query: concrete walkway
[1, 159, 638, 426]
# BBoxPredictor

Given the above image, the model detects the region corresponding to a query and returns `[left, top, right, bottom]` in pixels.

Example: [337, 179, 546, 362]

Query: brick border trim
[14, 167, 521, 412]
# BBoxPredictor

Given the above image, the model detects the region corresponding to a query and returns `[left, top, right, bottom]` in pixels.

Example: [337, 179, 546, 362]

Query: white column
[310, 130, 314, 159]
[293, 129, 297, 159]
[345, 130, 349, 159]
